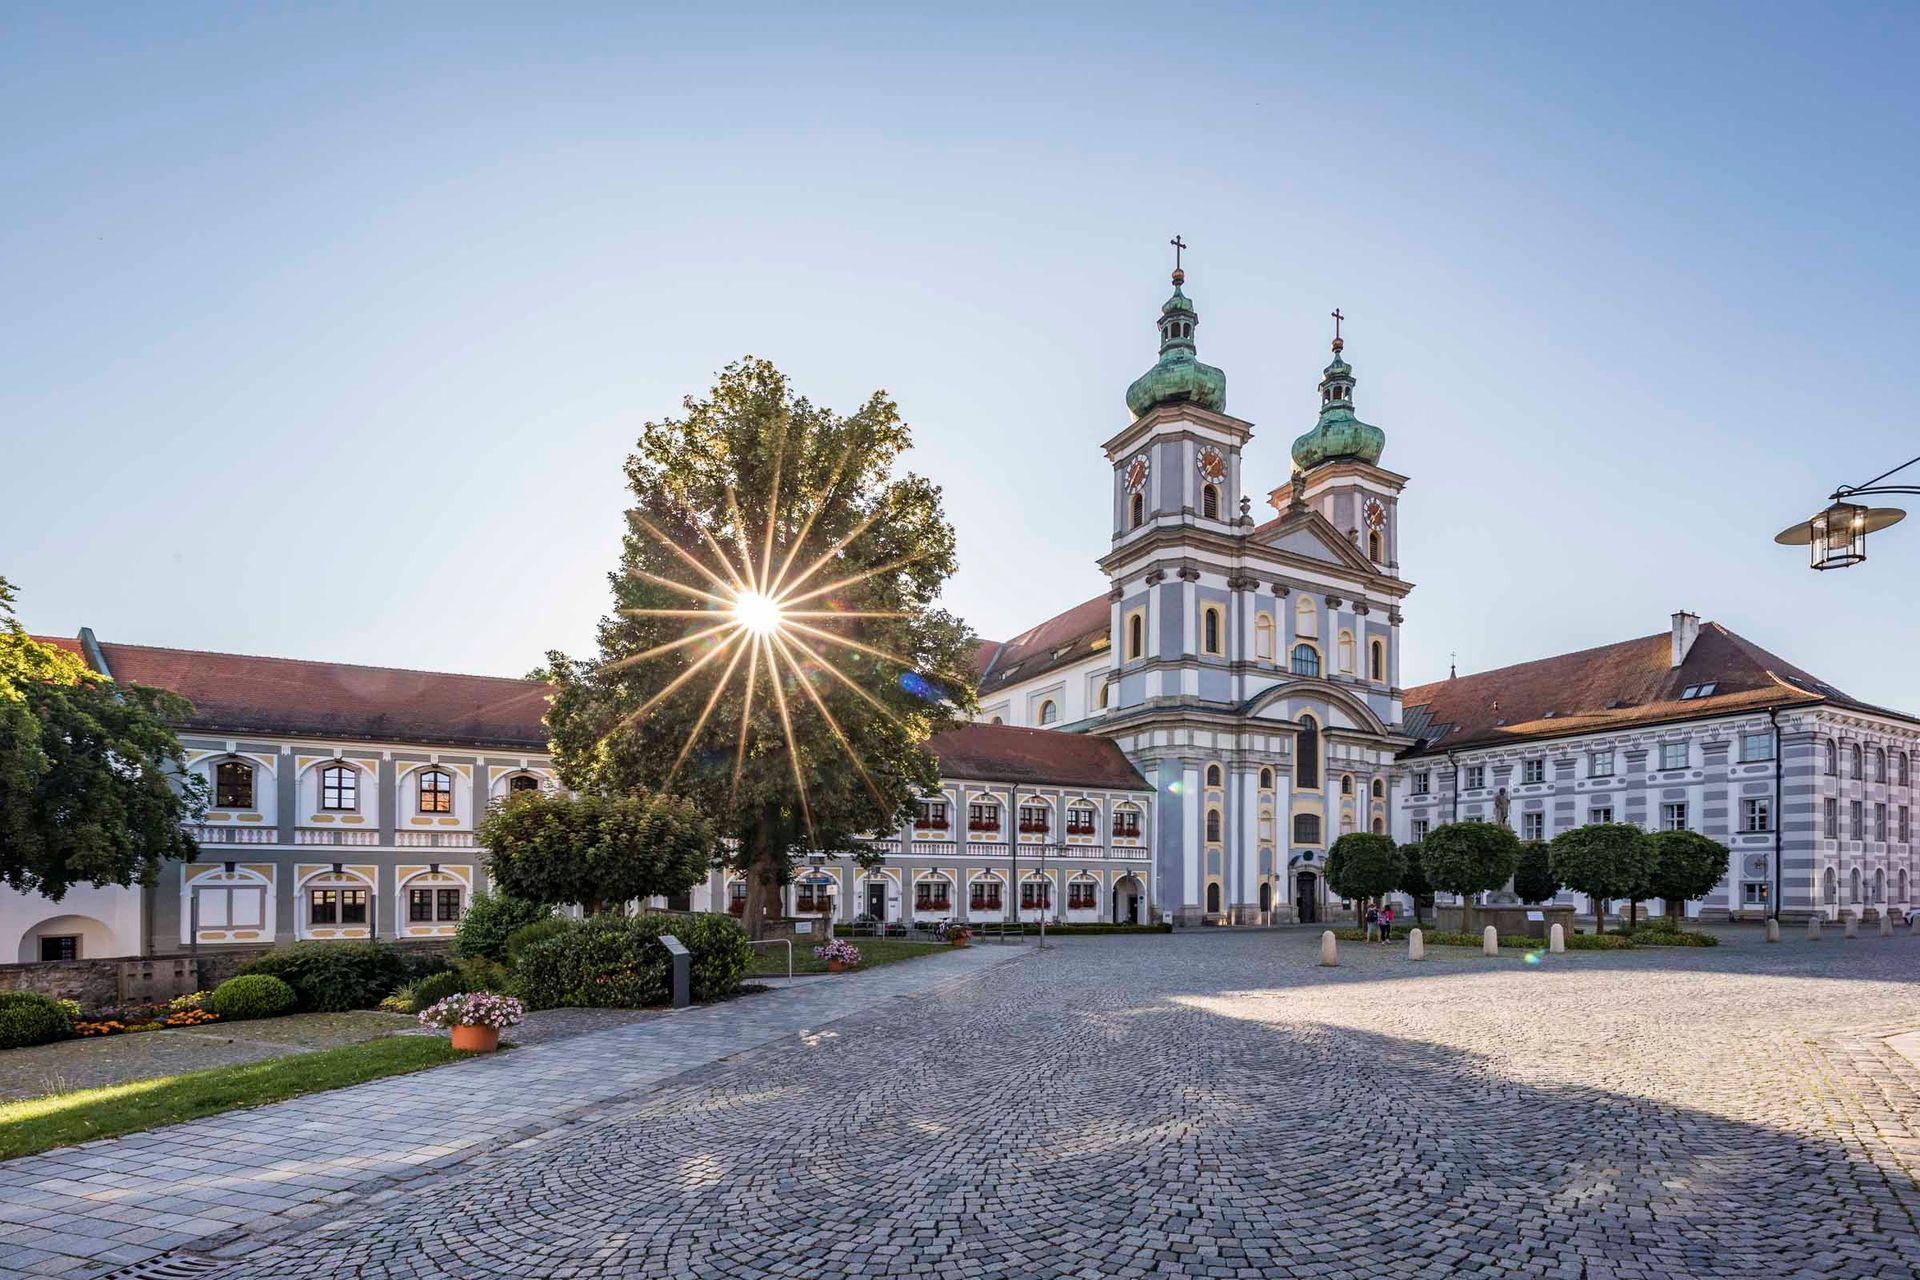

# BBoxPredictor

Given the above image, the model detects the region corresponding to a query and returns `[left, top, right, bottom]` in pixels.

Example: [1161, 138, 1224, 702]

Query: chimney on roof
[1670, 611, 1700, 668]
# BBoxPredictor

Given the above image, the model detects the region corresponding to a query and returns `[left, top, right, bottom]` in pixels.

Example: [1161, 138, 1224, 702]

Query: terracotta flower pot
[949, 937, 970, 948]
[450, 1024, 500, 1053]
[827, 958, 846, 973]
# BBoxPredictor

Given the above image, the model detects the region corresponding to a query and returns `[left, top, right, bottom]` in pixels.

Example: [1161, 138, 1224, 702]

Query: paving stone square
[174, 928, 1920, 1280]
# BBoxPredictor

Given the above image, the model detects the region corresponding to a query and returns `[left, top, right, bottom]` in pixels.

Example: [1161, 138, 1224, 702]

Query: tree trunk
[1593, 897, 1608, 934]
[739, 805, 780, 941]
[1628, 898, 1640, 930]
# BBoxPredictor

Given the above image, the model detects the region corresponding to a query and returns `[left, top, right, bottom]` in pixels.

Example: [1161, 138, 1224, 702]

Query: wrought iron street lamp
[1774, 454, 1916, 570]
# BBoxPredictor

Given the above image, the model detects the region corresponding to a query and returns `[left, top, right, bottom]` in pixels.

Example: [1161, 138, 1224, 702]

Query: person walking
[1364, 902, 1379, 942]
[1380, 903, 1394, 944]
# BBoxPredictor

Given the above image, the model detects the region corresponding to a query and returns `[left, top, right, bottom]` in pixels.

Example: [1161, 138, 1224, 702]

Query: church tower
[1285, 315, 1405, 578]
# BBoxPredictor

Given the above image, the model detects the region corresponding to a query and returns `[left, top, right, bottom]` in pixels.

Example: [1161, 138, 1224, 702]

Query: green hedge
[239, 941, 410, 1012]
[408, 970, 467, 1013]
[0, 992, 73, 1049]
[514, 912, 751, 1009]
[975, 922, 1171, 936]
[1627, 926, 1719, 947]
[452, 893, 553, 963]
[210, 974, 297, 1021]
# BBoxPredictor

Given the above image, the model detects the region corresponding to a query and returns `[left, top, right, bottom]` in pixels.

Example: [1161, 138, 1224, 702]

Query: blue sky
[4, 3, 1918, 710]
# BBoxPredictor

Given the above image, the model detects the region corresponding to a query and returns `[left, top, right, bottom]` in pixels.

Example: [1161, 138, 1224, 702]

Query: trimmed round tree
[1548, 822, 1656, 932]
[1645, 829, 1728, 925]
[478, 790, 716, 915]
[1325, 833, 1406, 915]
[1420, 821, 1521, 926]
[1397, 842, 1433, 923]
[1512, 840, 1561, 905]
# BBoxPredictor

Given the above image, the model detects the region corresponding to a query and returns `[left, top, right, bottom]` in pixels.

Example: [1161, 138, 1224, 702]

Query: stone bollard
[1844, 915, 1859, 939]
[1482, 924, 1499, 956]
[1320, 930, 1338, 966]
[1408, 928, 1425, 961]
[1765, 919, 1780, 943]
[1881, 913, 1895, 938]
[1549, 922, 1565, 953]
[1807, 916, 1822, 941]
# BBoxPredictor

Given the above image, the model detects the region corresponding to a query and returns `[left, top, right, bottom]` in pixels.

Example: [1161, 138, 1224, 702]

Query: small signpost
[660, 935, 691, 1009]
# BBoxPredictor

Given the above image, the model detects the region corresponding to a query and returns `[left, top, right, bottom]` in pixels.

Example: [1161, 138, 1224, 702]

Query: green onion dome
[1125, 269, 1227, 418]
[1289, 337, 1385, 470]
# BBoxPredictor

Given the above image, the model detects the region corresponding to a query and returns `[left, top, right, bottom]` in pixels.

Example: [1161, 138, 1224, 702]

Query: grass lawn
[748, 937, 952, 976]
[0, 1034, 460, 1161]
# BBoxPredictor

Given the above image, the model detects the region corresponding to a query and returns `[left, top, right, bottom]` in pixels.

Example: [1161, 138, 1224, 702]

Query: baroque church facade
[972, 264, 1413, 924]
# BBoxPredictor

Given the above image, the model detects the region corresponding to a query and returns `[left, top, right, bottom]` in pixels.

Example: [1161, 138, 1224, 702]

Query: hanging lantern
[1809, 499, 1868, 570]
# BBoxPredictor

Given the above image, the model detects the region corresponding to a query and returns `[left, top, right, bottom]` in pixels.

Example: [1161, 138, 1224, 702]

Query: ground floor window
[1522, 812, 1545, 841]
[727, 881, 747, 915]
[1410, 818, 1428, 841]
[795, 882, 833, 913]
[970, 880, 1003, 911]
[914, 879, 952, 911]
[1590, 805, 1613, 825]
[1067, 880, 1098, 911]
[1742, 882, 1770, 907]
[309, 887, 368, 926]
[1661, 802, 1688, 831]
[39, 935, 78, 962]
[408, 887, 463, 923]
[1021, 881, 1051, 910]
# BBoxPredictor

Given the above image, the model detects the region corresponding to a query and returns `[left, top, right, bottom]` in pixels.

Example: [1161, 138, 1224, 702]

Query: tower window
[1127, 612, 1145, 660]
[1367, 530, 1382, 561]
[1202, 606, 1222, 655]
[1369, 639, 1387, 682]
[1202, 484, 1219, 520]
[1129, 492, 1144, 529]
[1206, 763, 1223, 788]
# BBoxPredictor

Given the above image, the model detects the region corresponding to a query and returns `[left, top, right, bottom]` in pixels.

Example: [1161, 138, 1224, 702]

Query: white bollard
[1765, 919, 1780, 943]
[1844, 915, 1859, 939]
[1483, 924, 1499, 956]
[1408, 928, 1425, 961]
[1807, 916, 1822, 941]
[1549, 922, 1565, 953]
[1320, 930, 1338, 966]
[1880, 913, 1894, 938]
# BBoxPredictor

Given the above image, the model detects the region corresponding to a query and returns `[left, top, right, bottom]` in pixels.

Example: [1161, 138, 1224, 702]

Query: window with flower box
[1067, 880, 1098, 911]
[1020, 880, 1052, 909]
[914, 879, 952, 911]
[915, 800, 950, 832]
[727, 881, 747, 915]
[1112, 807, 1141, 838]
[1018, 804, 1050, 835]
[970, 879, 1004, 911]
[968, 802, 1001, 833]
[1065, 803, 1097, 835]
[795, 881, 833, 913]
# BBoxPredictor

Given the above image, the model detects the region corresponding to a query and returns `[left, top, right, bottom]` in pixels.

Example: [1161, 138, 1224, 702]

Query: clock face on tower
[1124, 455, 1151, 493]
[1196, 447, 1226, 481]
[1363, 497, 1387, 530]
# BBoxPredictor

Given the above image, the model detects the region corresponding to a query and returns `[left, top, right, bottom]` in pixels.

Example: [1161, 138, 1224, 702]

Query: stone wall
[0, 940, 455, 1007]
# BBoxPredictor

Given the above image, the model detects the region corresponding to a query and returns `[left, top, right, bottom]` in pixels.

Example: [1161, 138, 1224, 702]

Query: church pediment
[1244, 678, 1390, 737]
[1256, 510, 1379, 576]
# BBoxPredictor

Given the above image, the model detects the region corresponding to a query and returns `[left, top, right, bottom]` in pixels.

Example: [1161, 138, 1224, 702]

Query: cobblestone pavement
[0, 944, 1022, 1278]
[187, 927, 1920, 1280]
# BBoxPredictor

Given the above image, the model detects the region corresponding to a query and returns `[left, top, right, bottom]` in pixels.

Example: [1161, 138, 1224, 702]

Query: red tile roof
[29, 634, 85, 657]
[924, 723, 1148, 791]
[1399, 621, 1900, 756]
[975, 591, 1110, 693]
[92, 641, 553, 749]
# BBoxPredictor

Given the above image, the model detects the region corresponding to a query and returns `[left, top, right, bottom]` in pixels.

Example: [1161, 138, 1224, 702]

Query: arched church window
[1037, 700, 1058, 726]
[1372, 817, 1385, 834]
[1337, 631, 1356, 675]
[1202, 484, 1220, 520]
[1127, 613, 1144, 661]
[1259, 767, 1273, 790]
[1370, 639, 1387, 682]
[1371, 777, 1384, 799]
[1096, 682, 1110, 710]
[1297, 714, 1321, 790]
[1205, 763, 1222, 788]
[1340, 775, 1353, 796]
[1206, 882, 1221, 914]
[1203, 606, 1222, 655]
[1295, 594, 1318, 638]
[1292, 813, 1322, 844]
[1367, 530, 1383, 562]
[1129, 492, 1144, 529]
[1205, 809, 1222, 843]
[1254, 613, 1274, 660]
[1291, 644, 1321, 678]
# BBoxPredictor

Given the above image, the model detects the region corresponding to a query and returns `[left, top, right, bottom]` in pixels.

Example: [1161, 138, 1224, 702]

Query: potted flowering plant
[813, 939, 862, 973]
[418, 991, 525, 1053]
[939, 921, 972, 947]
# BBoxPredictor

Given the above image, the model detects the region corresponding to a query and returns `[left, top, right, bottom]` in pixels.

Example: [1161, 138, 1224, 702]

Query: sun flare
[730, 590, 784, 636]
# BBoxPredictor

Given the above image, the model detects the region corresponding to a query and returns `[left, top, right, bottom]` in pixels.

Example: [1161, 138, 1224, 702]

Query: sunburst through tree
[543, 359, 979, 936]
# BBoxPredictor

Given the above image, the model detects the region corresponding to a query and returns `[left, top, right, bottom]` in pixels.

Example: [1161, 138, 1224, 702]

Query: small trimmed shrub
[1629, 925, 1719, 947]
[239, 941, 409, 1012]
[210, 974, 297, 1021]
[514, 912, 750, 1010]
[456, 955, 514, 993]
[453, 893, 553, 963]
[408, 970, 467, 1013]
[505, 917, 574, 968]
[0, 991, 74, 1049]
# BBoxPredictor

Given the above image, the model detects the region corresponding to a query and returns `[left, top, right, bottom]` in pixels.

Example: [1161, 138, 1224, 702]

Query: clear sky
[5, 2, 1918, 711]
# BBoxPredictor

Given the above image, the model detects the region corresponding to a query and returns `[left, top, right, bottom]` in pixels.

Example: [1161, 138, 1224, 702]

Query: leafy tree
[1420, 821, 1521, 924]
[1396, 842, 1433, 923]
[544, 360, 977, 936]
[1325, 833, 1406, 909]
[478, 791, 715, 914]
[1512, 840, 1561, 905]
[1548, 823, 1657, 932]
[1645, 829, 1728, 925]
[0, 575, 204, 897]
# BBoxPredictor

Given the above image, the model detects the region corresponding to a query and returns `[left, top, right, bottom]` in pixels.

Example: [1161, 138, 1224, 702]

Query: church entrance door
[1296, 872, 1319, 924]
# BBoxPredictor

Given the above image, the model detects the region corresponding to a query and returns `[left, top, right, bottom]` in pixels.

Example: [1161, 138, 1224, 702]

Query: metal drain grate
[96, 1252, 224, 1280]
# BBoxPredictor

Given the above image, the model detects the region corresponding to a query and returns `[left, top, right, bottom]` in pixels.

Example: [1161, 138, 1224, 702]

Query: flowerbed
[64, 993, 225, 1038]
[813, 939, 862, 969]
